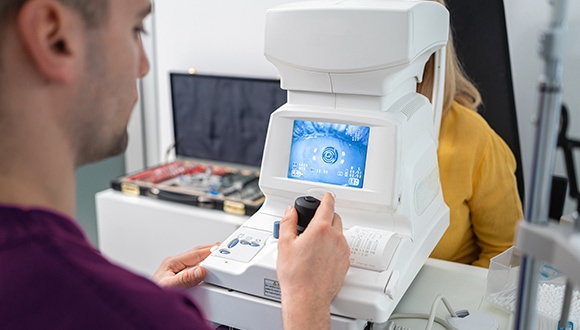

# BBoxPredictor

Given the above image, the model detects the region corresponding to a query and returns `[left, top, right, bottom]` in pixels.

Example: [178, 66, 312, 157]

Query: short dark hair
[0, 0, 109, 31]
[0, 0, 109, 83]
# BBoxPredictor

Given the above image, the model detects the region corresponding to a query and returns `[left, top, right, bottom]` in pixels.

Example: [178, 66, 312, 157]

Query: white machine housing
[192, 1, 451, 328]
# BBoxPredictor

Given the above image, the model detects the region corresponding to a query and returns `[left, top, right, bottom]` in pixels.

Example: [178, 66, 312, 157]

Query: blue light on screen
[287, 120, 369, 188]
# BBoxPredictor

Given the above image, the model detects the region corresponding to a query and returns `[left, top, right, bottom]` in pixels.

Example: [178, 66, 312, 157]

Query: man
[0, 0, 350, 329]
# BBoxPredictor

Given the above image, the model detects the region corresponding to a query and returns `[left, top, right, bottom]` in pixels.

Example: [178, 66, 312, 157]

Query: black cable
[557, 103, 580, 218]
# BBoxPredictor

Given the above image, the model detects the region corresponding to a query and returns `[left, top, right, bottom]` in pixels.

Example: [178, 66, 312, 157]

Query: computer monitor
[170, 73, 287, 167]
[287, 119, 370, 189]
[259, 105, 401, 217]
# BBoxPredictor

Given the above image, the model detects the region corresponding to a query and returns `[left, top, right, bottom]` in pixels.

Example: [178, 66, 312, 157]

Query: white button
[307, 188, 335, 200]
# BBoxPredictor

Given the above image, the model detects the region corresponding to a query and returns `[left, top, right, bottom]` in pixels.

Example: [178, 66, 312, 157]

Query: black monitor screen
[287, 120, 370, 188]
[170, 73, 287, 167]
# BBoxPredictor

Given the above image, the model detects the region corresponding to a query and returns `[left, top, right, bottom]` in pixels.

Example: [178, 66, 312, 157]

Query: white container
[485, 246, 579, 330]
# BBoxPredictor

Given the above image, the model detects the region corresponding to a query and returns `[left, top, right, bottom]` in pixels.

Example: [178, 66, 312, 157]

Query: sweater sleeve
[469, 131, 524, 267]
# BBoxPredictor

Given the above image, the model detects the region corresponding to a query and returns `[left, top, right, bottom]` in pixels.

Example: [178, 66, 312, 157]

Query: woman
[418, 0, 524, 267]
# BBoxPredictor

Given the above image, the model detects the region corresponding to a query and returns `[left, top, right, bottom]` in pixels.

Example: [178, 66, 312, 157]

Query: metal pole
[514, 0, 570, 329]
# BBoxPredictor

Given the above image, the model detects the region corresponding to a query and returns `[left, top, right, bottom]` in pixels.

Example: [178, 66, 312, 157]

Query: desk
[393, 258, 512, 329]
[96, 189, 247, 276]
[96, 189, 513, 329]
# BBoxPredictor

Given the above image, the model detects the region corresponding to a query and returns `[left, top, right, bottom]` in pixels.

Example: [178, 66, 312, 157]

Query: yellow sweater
[430, 102, 524, 268]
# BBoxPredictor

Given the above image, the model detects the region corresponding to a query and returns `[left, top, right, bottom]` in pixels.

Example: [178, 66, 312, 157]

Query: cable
[163, 141, 176, 164]
[388, 313, 453, 329]
[387, 293, 458, 330]
[427, 293, 457, 328]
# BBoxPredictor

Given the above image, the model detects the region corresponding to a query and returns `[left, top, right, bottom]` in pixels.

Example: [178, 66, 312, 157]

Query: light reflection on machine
[190, 1, 451, 329]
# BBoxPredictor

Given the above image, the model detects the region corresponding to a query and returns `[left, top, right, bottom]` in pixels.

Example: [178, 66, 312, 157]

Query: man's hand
[276, 193, 350, 329]
[152, 243, 217, 289]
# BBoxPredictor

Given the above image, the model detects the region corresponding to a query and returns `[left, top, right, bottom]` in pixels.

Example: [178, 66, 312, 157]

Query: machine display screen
[287, 120, 369, 188]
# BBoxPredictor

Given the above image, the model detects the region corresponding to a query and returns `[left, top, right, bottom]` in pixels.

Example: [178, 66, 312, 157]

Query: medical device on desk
[191, 1, 450, 328]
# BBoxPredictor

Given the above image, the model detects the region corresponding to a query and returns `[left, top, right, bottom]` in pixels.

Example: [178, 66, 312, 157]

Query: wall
[141, 0, 293, 168]
[145, 0, 580, 216]
[76, 155, 125, 246]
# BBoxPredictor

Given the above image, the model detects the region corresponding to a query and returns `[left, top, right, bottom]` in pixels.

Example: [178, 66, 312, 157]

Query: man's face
[73, 0, 151, 166]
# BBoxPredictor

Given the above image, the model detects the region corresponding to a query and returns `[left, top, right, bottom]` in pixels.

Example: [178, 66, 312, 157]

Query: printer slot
[345, 226, 402, 272]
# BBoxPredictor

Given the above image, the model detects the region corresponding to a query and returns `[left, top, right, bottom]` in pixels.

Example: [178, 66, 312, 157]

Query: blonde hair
[417, 0, 482, 115]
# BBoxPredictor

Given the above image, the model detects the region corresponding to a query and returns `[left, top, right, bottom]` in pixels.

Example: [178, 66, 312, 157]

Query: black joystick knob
[294, 196, 321, 234]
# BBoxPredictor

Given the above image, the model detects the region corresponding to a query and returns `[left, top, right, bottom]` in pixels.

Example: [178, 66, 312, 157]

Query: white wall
[141, 0, 580, 215]
[142, 0, 293, 167]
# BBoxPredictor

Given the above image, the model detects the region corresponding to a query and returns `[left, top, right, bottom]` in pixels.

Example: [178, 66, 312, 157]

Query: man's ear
[16, 0, 84, 84]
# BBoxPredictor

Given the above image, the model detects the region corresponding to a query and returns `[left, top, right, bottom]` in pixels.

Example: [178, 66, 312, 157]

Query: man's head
[0, 0, 151, 166]
[0, 0, 109, 36]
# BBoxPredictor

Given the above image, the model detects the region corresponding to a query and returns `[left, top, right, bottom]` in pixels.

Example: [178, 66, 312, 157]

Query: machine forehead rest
[264, 0, 449, 73]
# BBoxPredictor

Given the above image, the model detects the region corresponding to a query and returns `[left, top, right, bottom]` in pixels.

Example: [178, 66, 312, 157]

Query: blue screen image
[287, 120, 369, 188]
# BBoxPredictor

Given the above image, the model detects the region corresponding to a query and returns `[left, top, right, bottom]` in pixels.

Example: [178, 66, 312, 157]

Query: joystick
[294, 196, 321, 234]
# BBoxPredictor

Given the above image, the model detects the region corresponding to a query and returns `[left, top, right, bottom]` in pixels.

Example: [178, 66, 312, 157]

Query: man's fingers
[278, 205, 298, 244]
[160, 265, 206, 289]
[177, 265, 206, 288]
[332, 212, 343, 232]
[163, 244, 216, 274]
[278, 193, 338, 242]
[311, 193, 336, 225]
[180, 244, 215, 263]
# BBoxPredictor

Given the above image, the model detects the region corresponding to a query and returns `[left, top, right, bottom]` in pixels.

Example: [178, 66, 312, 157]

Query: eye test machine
[190, 1, 451, 328]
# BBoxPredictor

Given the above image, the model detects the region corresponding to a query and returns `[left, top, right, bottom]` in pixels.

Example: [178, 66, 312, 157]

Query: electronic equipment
[112, 73, 288, 216]
[190, 1, 451, 328]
